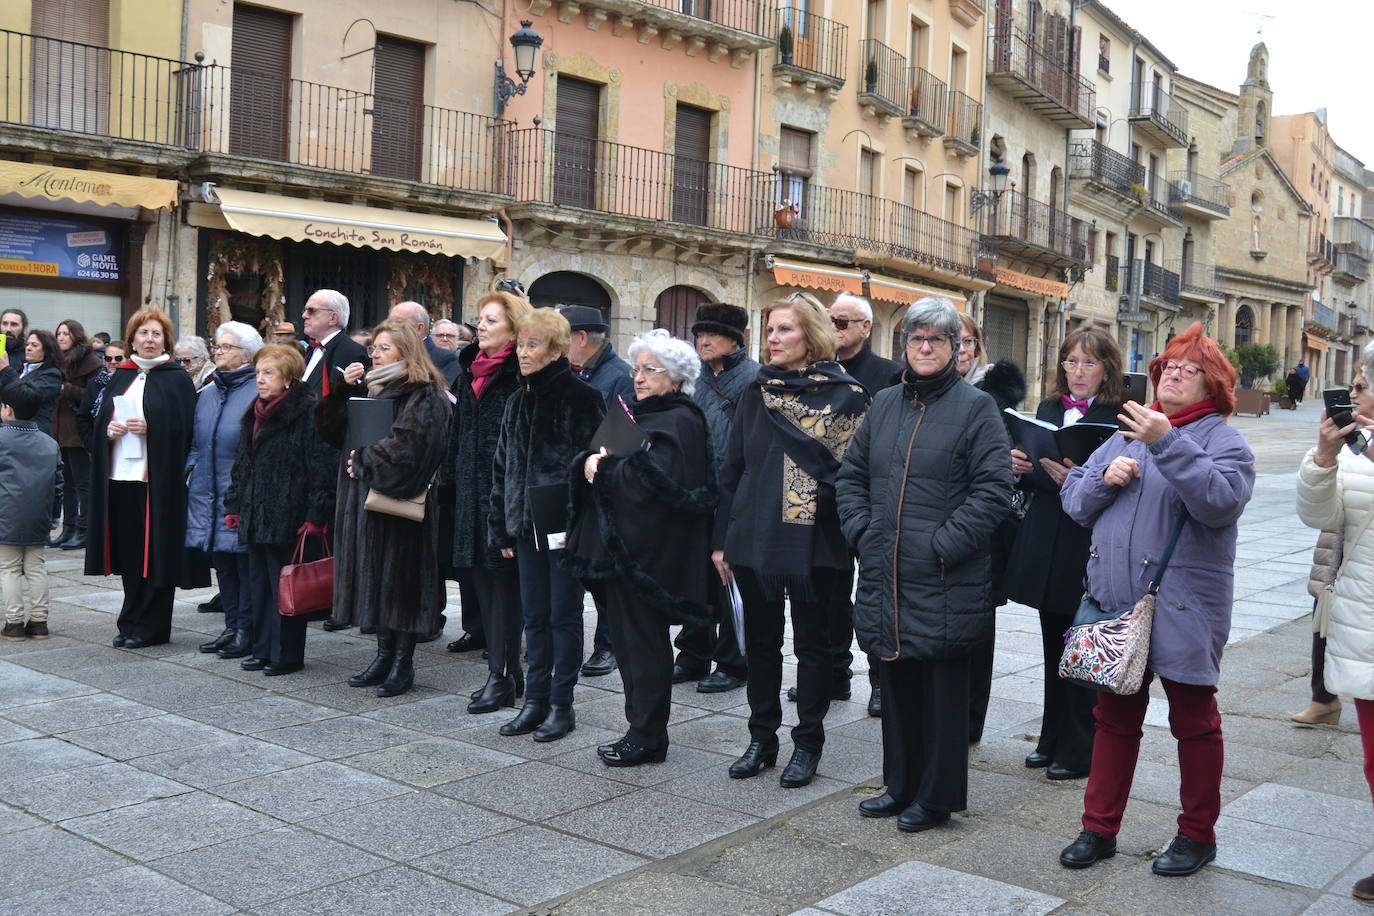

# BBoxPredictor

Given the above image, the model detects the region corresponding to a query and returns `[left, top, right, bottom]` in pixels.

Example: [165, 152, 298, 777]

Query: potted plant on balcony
[864, 58, 878, 93]
[1128, 182, 1148, 204]
[775, 199, 800, 228]
[778, 23, 794, 65]
[970, 125, 981, 147]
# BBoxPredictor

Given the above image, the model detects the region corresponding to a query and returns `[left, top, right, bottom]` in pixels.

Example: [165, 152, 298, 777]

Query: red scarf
[252, 389, 292, 446]
[1149, 398, 1220, 428]
[470, 344, 512, 399]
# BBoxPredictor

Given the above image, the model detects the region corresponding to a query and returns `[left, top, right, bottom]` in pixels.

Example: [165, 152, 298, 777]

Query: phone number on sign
[75, 269, 119, 280]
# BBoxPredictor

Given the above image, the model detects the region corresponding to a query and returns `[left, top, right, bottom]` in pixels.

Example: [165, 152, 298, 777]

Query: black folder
[346, 397, 395, 454]
[590, 395, 648, 456]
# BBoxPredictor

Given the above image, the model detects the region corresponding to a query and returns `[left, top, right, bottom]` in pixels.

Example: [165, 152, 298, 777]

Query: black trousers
[516, 539, 584, 705]
[246, 542, 308, 666]
[673, 583, 746, 678]
[464, 565, 521, 678]
[1312, 630, 1336, 704]
[110, 481, 174, 643]
[823, 565, 859, 688]
[1034, 608, 1097, 771]
[455, 568, 485, 640]
[736, 565, 850, 752]
[880, 656, 971, 813]
[968, 630, 995, 742]
[592, 590, 613, 654]
[59, 446, 91, 534]
[603, 576, 673, 749]
[212, 550, 252, 631]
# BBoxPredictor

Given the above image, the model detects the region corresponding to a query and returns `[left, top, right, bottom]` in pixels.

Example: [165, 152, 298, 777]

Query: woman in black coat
[53, 320, 103, 549]
[1003, 325, 1126, 780]
[319, 322, 451, 698]
[835, 296, 1012, 833]
[490, 309, 605, 743]
[567, 329, 717, 767]
[0, 329, 63, 439]
[712, 292, 870, 790]
[449, 291, 532, 714]
[86, 309, 196, 649]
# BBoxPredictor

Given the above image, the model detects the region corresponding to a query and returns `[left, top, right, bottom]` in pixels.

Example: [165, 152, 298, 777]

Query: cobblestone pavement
[0, 398, 1369, 915]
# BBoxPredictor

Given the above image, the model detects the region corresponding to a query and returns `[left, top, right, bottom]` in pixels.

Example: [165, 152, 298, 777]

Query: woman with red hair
[1054, 323, 1255, 877]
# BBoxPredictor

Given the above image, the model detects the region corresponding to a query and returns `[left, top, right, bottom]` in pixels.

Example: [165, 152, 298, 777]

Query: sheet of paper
[729, 578, 746, 657]
[112, 394, 143, 458]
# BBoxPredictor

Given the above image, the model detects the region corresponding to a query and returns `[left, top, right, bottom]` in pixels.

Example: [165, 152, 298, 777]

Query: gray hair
[628, 328, 701, 396]
[583, 330, 607, 344]
[901, 297, 961, 341]
[432, 319, 459, 334]
[214, 321, 264, 358]
[314, 289, 350, 328]
[832, 293, 872, 321]
[1362, 341, 1374, 383]
[393, 301, 430, 333]
[175, 335, 208, 359]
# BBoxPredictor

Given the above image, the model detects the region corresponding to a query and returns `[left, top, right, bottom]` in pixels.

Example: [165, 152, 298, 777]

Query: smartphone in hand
[1323, 387, 1369, 454]
[1119, 373, 1149, 430]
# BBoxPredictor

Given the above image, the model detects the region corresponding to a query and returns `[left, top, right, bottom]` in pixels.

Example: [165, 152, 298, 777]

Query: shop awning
[1305, 332, 1329, 353]
[0, 160, 177, 210]
[771, 257, 863, 294]
[866, 273, 967, 312]
[193, 188, 506, 264]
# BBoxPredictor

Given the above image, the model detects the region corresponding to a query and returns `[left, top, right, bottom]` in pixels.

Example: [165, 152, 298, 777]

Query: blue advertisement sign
[0, 210, 123, 282]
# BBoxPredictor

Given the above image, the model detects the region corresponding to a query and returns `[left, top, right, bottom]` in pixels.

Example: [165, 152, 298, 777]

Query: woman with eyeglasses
[712, 291, 869, 789]
[956, 312, 988, 385]
[1003, 326, 1126, 782]
[49, 320, 103, 549]
[1055, 323, 1254, 877]
[835, 297, 1011, 833]
[0, 330, 63, 439]
[175, 336, 215, 390]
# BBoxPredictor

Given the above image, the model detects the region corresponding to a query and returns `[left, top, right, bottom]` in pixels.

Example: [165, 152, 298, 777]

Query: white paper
[545, 531, 567, 551]
[112, 394, 143, 458]
[728, 578, 746, 657]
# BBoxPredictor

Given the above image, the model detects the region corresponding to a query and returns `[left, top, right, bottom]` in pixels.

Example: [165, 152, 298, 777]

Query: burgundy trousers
[1081, 671, 1223, 844]
[1357, 698, 1374, 804]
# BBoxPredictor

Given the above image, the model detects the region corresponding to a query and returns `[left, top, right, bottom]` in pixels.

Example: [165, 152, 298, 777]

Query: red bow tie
[309, 340, 324, 351]
[1061, 395, 1091, 412]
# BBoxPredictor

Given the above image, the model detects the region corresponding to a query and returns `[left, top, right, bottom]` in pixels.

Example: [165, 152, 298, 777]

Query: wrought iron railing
[1105, 254, 1120, 292]
[946, 89, 982, 149]
[1167, 170, 1230, 216]
[987, 22, 1095, 124]
[1140, 260, 1180, 304]
[769, 6, 847, 82]
[1070, 139, 1145, 197]
[857, 38, 906, 112]
[1129, 82, 1188, 145]
[638, 0, 767, 35]
[983, 190, 1087, 263]
[1167, 259, 1223, 298]
[1144, 173, 1177, 222]
[905, 66, 947, 130]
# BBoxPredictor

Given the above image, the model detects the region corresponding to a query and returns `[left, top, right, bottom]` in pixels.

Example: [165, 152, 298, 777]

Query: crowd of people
[0, 287, 1371, 898]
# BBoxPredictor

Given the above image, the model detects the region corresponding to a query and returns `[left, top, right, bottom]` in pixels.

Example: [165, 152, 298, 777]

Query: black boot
[62, 515, 86, 550]
[217, 629, 252, 659]
[779, 747, 820, 788]
[467, 673, 518, 714]
[728, 739, 779, 779]
[376, 632, 416, 697]
[499, 701, 549, 736]
[349, 630, 396, 688]
[48, 526, 73, 548]
[533, 705, 575, 742]
[199, 628, 234, 653]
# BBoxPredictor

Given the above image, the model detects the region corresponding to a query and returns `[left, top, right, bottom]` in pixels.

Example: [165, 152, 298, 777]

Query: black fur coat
[449, 344, 521, 571]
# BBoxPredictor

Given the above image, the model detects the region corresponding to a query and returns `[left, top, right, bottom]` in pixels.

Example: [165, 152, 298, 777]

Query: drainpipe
[498, 207, 514, 278]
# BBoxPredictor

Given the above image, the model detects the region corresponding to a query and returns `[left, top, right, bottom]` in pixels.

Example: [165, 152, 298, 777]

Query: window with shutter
[779, 126, 813, 215]
[30, 0, 110, 133]
[554, 77, 601, 209]
[230, 4, 293, 160]
[672, 104, 712, 226]
[372, 35, 426, 181]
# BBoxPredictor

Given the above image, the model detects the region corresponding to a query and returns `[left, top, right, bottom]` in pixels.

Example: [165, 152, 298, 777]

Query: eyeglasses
[1062, 359, 1101, 373]
[103, 354, 123, 364]
[1162, 361, 1204, 379]
[959, 337, 978, 350]
[906, 334, 950, 350]
[211, 344, 242, 354]
[630, 365, 670, 378]
[1351, 382, 1369, 395]
[830, 316, 864, 330]
[433, 333, 458, 340]
[302, 306, 328, 315]
[175, 357, 196, 366]
[366, 345, 394, 356]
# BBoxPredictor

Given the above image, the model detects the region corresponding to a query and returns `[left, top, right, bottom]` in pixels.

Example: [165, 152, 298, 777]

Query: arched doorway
[654, 286, 712, 341]
[528, 271, 613, 324]
[1235, 304, 1254, 347]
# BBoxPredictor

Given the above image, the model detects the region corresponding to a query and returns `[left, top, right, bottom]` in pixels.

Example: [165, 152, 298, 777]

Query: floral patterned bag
[1059, 511, 1188, 696]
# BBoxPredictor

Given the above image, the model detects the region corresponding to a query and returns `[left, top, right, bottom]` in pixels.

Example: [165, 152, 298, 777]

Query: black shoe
[581, 649, 617, 678]
[1025, 752, 1052, 769]
[263, 662, 304, 676]
[121, 636, 161, 649]
[48, 528, 72, 548]
[697, 670, 745, 693]
[447, 632, 485, 653]
[786, 684, 852, 702]
[858, 793, 907, 818]
[779, 748, 820, 788]
[197, 593, 222, 613]
[599, 738, 668, 767]
[897, 803, 950, 833]
[60, 532, 85, 550]
[321, 618, 351, 632]
[672, 663, 710, 685]
[1047, 763, 1090, 781]
[112, 635, 128, 648]
[1151, 835, 1216, 876]
[240, 657, 268, 671]
[533, 705, 575, 742]
[500, 701, 550, 736]
[867, 688, 882, 717]
[467, 673, 517, 714]
[1060, 830, 1117, 869]
[377, 633, 416, 697]
[349, 630, 396, 688]
[728, 739, 779, 779]
[217, 629, 252, 659]
[200, 628, 235, 653]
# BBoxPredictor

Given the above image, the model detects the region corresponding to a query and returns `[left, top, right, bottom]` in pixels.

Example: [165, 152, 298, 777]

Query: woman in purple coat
[1055, 323, 1254, 878]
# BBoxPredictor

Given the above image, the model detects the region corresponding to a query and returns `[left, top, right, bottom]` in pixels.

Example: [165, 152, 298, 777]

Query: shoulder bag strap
[1334, 503, 1374, 583]
[1146, 509, 1191, 596]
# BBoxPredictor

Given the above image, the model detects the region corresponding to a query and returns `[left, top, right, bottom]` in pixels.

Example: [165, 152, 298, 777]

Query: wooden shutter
[230, 4, 292, 160]
[372, 35, 426, 181]
[672, 104, 712, 225]
[554, 77, 601, 208]
[654, 286, 711, 341]
[30, 0, 110, 133]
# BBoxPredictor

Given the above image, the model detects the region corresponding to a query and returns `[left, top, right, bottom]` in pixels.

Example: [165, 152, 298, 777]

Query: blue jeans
[516, 538, 584, 705]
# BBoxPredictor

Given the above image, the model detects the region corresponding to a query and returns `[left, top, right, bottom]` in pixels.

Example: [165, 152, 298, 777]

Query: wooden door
[672, 105, 712, 226]
[654, 286, 711, 341]
[230, 4, 292, 160]
[372, 35, 426, 181]
[554, 77, 600, 209]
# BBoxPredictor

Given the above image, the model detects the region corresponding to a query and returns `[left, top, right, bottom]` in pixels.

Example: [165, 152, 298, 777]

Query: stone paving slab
[61, 790, 284, 860]
[300, 791, 521, 861]
[126, 734, 320, 789]
[252, 864, 514, 916]
[815, 860, 1065, 916]
[0, 864, 234, 916]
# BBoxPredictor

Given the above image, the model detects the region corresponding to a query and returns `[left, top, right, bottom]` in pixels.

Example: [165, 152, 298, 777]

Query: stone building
[1327, 145, 1371, 386]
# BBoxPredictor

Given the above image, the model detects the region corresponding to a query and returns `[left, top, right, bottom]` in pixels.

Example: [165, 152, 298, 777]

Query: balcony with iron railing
[1167, 171, 1230, 219]
[527, 0, 772, 50]
[1333, 249, 1370, 284]
[903, 66, 947, 138]
[1311, 302, 1336, 331]
[1140, 173, 1182, 227]
[987, 21, 1095, 127]
[856, 39, 906, 117]
[1311, 230, 1337, 268]
[769, 6, 847, 88]
[1120, 259, 1180, 306]
[981, 189, 1087, 270]
[1070, 139, 1145, 200]
[1128, 82, 1188, 148]
[944, 89, 981, 159]
[1167, 258, 1223, 302]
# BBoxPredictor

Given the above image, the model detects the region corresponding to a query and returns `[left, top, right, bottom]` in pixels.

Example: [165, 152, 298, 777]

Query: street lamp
[494, 20, 543, 117]
[970, 160, 1011, 212]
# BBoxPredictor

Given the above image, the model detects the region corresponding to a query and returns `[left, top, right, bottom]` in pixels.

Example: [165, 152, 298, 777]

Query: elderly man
[301, 289, 369, 398]
[432, 319, 462, 352]
[677, 302, 757, 693]
[831, 294, 900, 397]
[390, 300, 460, 386]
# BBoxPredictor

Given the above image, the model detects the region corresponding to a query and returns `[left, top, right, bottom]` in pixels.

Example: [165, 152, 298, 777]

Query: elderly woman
[175, 336, 214, 390]
[0, 330, 63, 439]
[490, 309, 605, 742]
[86, 309, 196, 649]
[187, 322, 263, 660]
[835, 297, 1011, 832]
[1295, 343, 1374, 904]
[51, 320, 103, 549]
[1004, 326, 1125, 780]
[450, 291, 532, 713]
[318, 323, 450, 696]
[567, 329, 716, 766]
[713, 292, 869, 789]
[1056, 323, 1254, 876]
[224, 344, 336, 675]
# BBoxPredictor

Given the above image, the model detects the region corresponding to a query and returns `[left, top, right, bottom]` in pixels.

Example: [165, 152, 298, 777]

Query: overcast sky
[1099, 0, 1373, 168]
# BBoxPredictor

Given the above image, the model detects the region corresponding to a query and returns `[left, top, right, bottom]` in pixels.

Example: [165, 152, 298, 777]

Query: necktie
[1061, 395, 1090, 413]
[310, 341, 329, 396]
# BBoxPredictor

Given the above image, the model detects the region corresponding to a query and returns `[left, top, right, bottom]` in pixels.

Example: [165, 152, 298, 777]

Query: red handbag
[277, 532, 333, 617]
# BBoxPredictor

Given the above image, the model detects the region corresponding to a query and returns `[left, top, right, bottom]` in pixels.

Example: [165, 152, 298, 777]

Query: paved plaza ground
[0, 397, 1370, 915]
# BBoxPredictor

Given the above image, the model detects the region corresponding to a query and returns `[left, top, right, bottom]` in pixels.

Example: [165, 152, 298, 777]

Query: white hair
[901, 297, 961, 340]
[433, 319, 459, 333]
[393, 301, 430, 333]
[313, 289, 350, 328]
[214, 321, 264, 358]
[1362, 341, 1374, 384]
[628, 328, 701, 396]
[175, 335, 208, 359]
[832, 293, 872, 322]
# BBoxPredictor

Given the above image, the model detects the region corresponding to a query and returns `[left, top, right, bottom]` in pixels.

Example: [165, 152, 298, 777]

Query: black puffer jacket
[835, 370, 1012, 661]
[450, 344, 521, 570]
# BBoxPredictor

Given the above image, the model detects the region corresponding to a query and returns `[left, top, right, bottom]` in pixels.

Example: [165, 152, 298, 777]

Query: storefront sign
[0, 160, 177, 210]
[993, 266, 1068, 299]
[770, 257, 863, 294]
[0, 211, 122, 281]
[866, 273, 967, 311]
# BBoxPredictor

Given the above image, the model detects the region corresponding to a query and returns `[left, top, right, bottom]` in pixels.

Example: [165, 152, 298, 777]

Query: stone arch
[527, 270, 616, 326]
[1235, 303, 1254, 347]
[653, 285, 714, 341]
